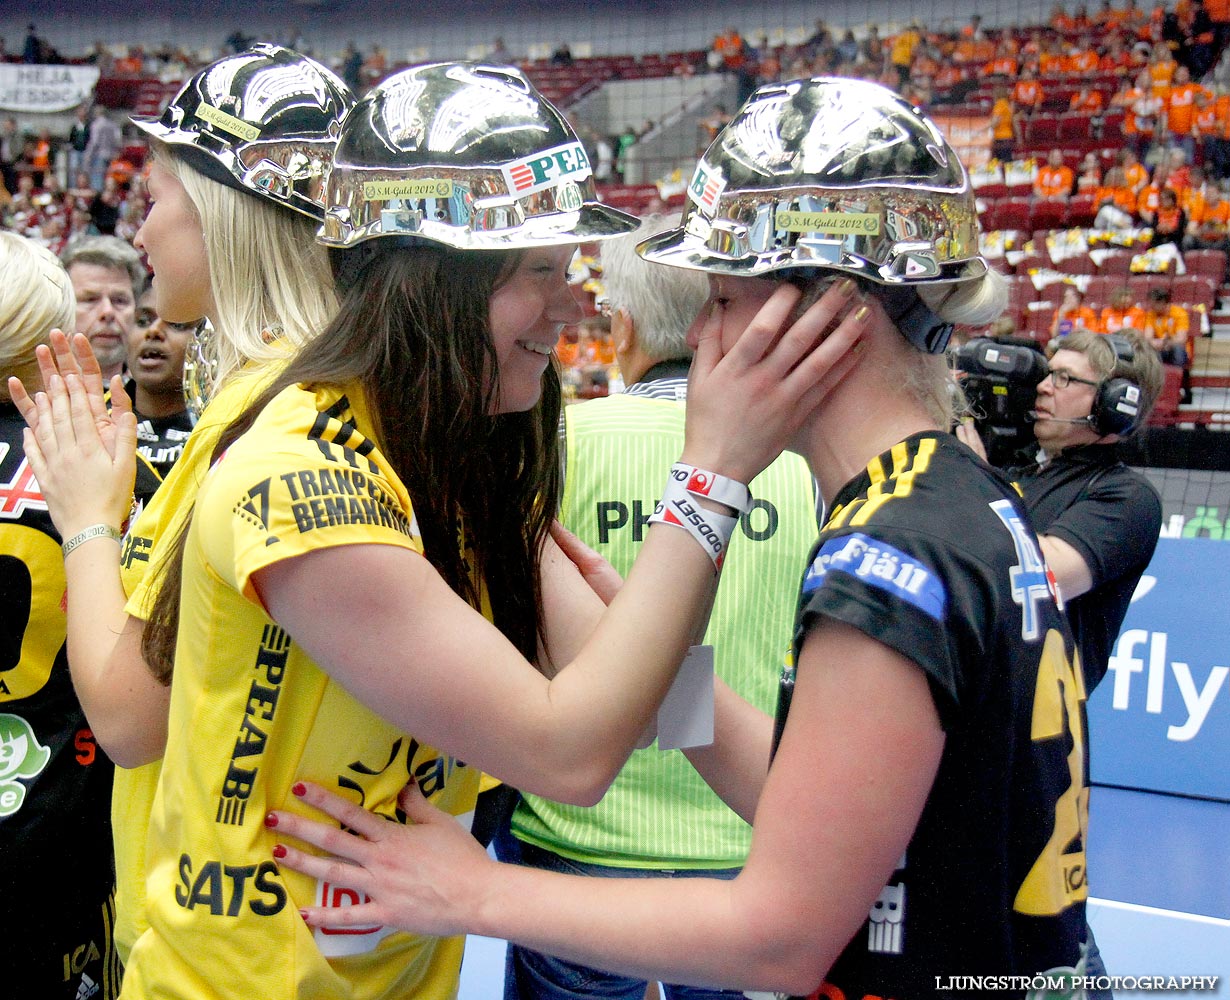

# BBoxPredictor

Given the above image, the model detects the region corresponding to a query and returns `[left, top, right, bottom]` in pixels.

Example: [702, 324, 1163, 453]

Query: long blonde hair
[156, 144, 337, 386]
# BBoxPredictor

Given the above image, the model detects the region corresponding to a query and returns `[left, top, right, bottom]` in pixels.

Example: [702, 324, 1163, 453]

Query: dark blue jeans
[500, 839, 745, 1000]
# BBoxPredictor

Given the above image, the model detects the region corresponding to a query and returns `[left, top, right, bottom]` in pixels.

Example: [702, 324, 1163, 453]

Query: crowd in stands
[4, 2, 1230, 411]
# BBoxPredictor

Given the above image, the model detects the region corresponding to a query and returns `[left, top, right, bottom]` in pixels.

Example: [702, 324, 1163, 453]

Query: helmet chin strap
[877, 285, 954, 354]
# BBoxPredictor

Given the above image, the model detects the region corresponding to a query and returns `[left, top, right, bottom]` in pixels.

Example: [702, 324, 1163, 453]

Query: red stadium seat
[1058, 113, 1095, 143]
[1067, 194, 1097, 227]
[1185, 249, 1227, 284]
[1030, 200, 1069, 231]
[1024, 114, 1060, 146]
[1098, 250, 1135, 275]
[996, 197, 1034, 232]
[1056, 254, 1097, 276]
[1172, 275, 1217, 311]
[1084, 275, 1118, 309]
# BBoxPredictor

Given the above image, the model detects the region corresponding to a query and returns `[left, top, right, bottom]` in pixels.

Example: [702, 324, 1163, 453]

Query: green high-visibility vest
[511, 391, 818, 867]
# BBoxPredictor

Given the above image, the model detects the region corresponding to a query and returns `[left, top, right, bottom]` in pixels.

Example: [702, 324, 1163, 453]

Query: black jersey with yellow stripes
[0, 403, 119, 999]
[779, 431, 1088, 999]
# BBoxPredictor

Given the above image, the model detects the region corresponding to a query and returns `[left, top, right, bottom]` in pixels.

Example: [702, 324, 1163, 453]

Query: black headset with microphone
[1088, 334, 1144, 436]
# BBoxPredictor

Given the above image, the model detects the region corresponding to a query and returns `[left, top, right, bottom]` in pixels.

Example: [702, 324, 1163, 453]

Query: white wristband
[668, 462, 752, 515]
[61, 523, 122, 557]
[648, 474, 738, 571]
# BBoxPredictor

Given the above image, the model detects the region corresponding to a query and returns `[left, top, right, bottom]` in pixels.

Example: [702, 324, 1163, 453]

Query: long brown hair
[143, 241, 561, 681]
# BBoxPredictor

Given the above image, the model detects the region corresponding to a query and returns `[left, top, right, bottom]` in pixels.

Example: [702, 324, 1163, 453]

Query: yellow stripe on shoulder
[827, 437, 938, 529]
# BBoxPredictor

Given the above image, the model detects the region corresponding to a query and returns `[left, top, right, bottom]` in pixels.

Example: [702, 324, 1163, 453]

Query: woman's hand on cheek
[682, 277, 866, 483]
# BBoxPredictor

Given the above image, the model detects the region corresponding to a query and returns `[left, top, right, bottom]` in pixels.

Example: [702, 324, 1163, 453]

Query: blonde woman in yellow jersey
[28, 63, 862, 1000]
[9, 45, 354, 967]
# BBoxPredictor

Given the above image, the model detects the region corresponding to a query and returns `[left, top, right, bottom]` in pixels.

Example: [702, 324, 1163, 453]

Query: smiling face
[486, 245, 584, 414]
[134, 159, 213, 327]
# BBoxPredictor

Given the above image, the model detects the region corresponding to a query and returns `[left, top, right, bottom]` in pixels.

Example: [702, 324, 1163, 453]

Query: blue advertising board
[1088, 537, 1230, 802]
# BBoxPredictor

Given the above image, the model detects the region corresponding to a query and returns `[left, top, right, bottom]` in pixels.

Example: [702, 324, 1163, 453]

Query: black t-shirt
[0, 403, 117, 994]
[778, 432, 1088, 999]
[1015, 444, 1162, 691]
[122, 379, 194, 509]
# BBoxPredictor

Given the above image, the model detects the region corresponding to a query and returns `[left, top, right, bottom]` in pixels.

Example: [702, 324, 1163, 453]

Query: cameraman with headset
[959, 328, 1164, 691]
[959, 327, 1163, 997]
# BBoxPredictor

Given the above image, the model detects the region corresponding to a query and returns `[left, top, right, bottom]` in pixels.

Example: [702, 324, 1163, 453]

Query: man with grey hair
[495, 216, 819, 1000]
[60, 235, 144, 381]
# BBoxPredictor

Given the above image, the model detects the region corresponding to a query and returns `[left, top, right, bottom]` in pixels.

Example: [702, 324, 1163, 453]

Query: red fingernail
[292, 782, 306, 796]
[299, 909, 310, 922]
[273, 844, 287, 859]
[264, 813, 278, 828]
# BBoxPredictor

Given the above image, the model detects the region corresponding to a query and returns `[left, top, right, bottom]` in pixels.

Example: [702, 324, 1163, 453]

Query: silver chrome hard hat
[319, 62, 639, 249]
[638, 77, 988, 288]
[132, 44, 355, 220]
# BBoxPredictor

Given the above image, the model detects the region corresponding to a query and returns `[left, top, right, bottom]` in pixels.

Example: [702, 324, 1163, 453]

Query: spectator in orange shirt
[1140, 286, 1191, 366]
[1039, 36, 1070, 74]
[1067, 37, 1101, 76]
[1193, 89, 1219, 172]
[29, 127, 52, 187]
[1183, 176, 1230, 254]
[991, 86, 1018, 162]
[1119, 69, 1163, 157]
[1161, 65, 1207, 161]
[1207, 0, 1230, 52]
[1094, 166, 1140, 228]
[1097, 286, 1148, 333]
[112, 46, 144, 76]
[1137, 164, 1171, 223]
[1052, 2, 1091, 33]
[709, 27, 747, 72]
[1166, 147, 1193, 191]
[1120, 147, 1150, 192]
[933, 62, 968, 93]
[1099, 33, 1130, 71]
[1051, 284, 1100, 340]
[1096, 0, 1131, 29]
[1070, 84, 1105, 115]
[1149, 187, 1188, 247]
[983, 41, 1019, 79]
[1147, 42, 1177, 93]
[1036, 148, 1076, 200]
[1012, 67, 1045, 114]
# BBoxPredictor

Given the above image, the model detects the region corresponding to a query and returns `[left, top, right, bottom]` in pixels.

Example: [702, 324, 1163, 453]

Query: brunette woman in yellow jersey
[271, 78, 1091, 1000]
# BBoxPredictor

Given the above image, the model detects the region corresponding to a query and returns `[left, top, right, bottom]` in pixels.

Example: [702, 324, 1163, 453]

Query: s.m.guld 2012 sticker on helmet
[502, 141, 591, 198]
[0, 714, 51, 818]
[776, 210, 881, 236]
[363, 178, 456, 201]
[195, 102, 261, 142]
[687, 160, 726, 214]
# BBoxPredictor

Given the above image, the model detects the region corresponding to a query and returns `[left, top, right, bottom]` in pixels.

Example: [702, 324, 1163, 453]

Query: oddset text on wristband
[667, 462, 753, 515]
[648, 470, 741, 571]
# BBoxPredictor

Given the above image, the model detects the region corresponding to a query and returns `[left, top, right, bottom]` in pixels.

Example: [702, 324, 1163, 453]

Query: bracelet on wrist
[667, 462, 753, 515]
[61, 523, 122, 558]
[648, 470, 740, 572]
